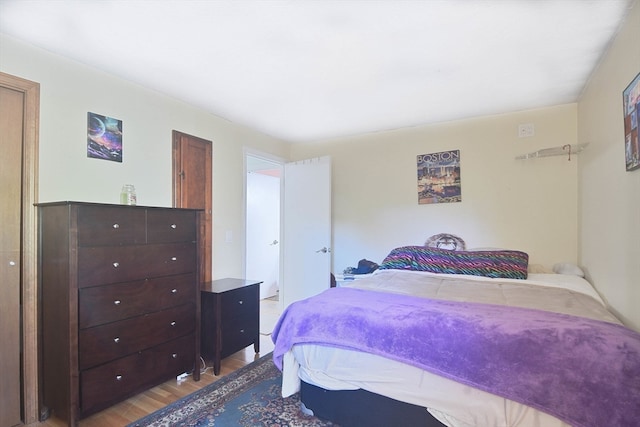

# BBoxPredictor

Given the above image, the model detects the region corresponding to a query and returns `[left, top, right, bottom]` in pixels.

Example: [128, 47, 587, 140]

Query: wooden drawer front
[79, 273, 196, 329]
[78, 243, 197, 287]
[77, 205, 146, 246]
[220, 285, 258, 323]
[80, 334, 195, 416]
[221, 318, 258, 358]
[147, 209, 196, 243]
[79, 304, 195, 370]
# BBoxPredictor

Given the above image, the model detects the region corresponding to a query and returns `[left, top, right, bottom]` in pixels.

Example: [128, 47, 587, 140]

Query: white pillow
[552, 263, 585, 277]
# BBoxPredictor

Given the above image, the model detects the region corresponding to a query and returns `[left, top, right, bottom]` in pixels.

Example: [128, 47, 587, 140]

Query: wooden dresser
[38, 202, 202, 425]
[201, 278, 262, 375]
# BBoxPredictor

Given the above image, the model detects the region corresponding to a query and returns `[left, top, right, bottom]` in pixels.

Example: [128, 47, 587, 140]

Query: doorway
[245, 152, 283, 300]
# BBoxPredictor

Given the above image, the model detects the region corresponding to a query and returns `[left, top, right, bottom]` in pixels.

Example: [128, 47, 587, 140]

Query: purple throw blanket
[272, 287, 640, 427]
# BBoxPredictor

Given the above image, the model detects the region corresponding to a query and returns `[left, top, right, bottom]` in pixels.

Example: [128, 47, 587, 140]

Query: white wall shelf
[516, 143, 588, 160]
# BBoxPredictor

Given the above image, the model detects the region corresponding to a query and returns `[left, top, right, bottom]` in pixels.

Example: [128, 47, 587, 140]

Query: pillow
[379, 246, 529, 279]
[552, 263, 585, 277]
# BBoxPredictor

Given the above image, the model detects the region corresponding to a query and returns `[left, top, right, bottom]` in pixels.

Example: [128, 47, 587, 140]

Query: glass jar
[120, 184, 137, 205]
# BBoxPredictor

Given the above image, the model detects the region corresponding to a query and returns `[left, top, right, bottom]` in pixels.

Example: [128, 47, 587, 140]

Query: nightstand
[201, 278, 262, 375]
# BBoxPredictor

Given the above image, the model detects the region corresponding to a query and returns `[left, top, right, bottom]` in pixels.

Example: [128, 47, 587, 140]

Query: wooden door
[0, 73, 39, 425]
[172, 131, 212, 282]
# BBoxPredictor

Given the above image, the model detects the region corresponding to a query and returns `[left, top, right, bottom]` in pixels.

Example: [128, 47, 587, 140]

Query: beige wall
[0, 34, 290, 279]
[3, 3, 638, 331]
[578, 0, 640, 330]
[292, 104, 580, 276]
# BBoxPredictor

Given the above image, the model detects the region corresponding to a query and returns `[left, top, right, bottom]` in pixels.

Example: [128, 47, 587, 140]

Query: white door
[282, 156, 332, 308]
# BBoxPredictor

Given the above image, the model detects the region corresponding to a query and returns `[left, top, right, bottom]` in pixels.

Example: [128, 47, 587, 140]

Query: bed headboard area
[424, 233, 466, 251]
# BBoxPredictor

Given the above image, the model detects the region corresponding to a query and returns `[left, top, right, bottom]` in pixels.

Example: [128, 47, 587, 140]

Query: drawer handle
[170, 321, 176, 326]
[240, 329, 245, 333]
[172, 353, 178, 359]
[171, 256, 177, 261]
[171, 288, 178, 294]
[170, 224, 177, 229]
[113, 262, 120, 268]
[238, 300, 243, 305]
[114, 300, 121, 305]
[114, 337, 120, 343]
[116, 375, 123, 381]
[113, 223, 120, 229]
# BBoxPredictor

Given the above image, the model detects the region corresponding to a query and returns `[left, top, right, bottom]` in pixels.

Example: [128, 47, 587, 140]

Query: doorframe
[0, 72, 40, 424]
[243, 148, 285, 293]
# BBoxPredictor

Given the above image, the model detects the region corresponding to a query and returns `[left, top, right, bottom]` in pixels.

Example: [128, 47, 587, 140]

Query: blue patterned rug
[127, 353, 336, 426]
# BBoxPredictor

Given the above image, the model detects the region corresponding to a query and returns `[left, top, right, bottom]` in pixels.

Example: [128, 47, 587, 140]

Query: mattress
[279, 269, 622, 427]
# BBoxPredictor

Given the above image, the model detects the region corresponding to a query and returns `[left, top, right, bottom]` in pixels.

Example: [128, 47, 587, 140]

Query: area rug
[127, 353, 336, 426]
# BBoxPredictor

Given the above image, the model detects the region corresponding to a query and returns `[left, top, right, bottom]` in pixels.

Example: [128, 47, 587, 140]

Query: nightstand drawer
[147, 209, 197, 243]
[77, 205, 146, 246]
[79, 303, 195, 370]
[220, 286, 258, 322]
[79, 273, 196, 328]
[78, 243, 197, 287]
[221, 319, 258, 358]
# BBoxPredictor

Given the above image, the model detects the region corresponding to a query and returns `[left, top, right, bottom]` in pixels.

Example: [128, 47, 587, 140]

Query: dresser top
[35, 201, 203, 211]
[201, 278, 263, 294]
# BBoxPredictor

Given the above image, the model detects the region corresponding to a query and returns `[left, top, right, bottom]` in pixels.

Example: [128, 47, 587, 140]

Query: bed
[271, 244, 640, 427]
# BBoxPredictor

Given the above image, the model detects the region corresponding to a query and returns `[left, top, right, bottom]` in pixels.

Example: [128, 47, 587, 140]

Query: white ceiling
[0, 0, 634, 143]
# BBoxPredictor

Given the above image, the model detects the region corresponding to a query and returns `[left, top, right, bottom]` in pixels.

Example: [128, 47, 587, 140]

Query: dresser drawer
[80, 334, 195, 416]
[78, 243, 197, 287]
[147, 209, 197, 243]
[220, 285, 258, 323]
[79, 303, 195, 370]
[77, 205, 146, 246]
[79, 273, 196, 329]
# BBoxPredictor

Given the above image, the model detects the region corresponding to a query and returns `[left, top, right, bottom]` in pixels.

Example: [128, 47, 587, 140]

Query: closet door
[0, 85, 23, 426]
[0, 72, 39, 426]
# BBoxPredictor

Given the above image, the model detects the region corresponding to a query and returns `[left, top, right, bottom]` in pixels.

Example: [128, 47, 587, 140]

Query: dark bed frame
[300, 380, 447, 427]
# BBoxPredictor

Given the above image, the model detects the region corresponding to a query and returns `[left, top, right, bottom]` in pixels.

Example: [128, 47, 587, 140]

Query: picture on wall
[417, 149, 461, 205]
[623, 72, 640, 171]
[87, 112, 123, 162]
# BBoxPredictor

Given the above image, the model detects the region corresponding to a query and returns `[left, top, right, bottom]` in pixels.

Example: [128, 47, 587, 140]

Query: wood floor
[34, 298, 281, 427]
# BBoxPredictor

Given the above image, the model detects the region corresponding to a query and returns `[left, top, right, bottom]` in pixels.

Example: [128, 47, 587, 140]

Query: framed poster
[87, 112, 123, 162]
[417, 149, 461, 205]
[623, 72, 640, 171]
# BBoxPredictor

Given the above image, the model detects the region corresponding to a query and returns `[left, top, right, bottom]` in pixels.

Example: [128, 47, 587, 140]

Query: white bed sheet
[281, 270, 618, 427]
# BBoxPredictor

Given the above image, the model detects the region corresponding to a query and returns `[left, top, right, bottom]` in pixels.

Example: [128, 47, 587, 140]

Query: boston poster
[417, 149, 461, 205]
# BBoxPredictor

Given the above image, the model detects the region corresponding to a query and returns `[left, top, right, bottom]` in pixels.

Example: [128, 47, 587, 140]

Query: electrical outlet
[518, 123, 535, 138]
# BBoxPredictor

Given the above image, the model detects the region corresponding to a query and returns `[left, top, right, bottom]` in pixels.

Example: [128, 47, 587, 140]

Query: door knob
[316, 247, 329, 253]
[270, 240, 279, 245]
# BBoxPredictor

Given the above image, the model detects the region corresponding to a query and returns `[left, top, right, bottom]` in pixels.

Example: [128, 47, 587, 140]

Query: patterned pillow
[379, 246, 529, 279]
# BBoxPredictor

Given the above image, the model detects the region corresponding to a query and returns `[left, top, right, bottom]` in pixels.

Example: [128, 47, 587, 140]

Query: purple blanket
[272, 287, 640, 427]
